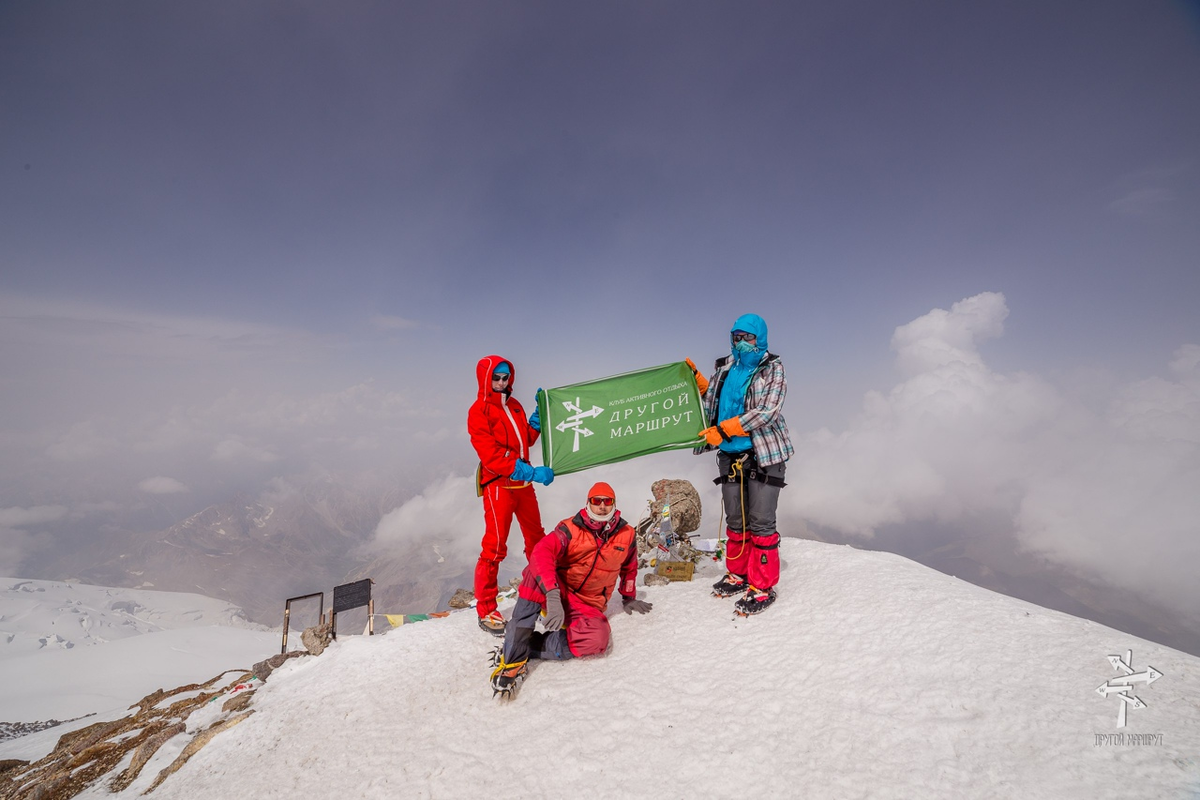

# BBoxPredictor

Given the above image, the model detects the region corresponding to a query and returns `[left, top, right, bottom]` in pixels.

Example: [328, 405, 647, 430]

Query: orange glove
[719, 417, 748, 439]
[685, 358, 709, 396]
[699, 426, 723, 446]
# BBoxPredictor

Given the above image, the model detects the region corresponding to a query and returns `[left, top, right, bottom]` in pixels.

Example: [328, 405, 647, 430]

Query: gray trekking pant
[717, 451, 785, 535]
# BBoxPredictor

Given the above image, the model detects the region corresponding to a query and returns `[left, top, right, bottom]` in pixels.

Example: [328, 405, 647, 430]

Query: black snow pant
[502, 597, 575, 665]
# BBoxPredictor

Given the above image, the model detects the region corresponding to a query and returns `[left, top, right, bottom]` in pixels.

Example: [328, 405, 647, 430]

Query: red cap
[588, 481, 615, 501]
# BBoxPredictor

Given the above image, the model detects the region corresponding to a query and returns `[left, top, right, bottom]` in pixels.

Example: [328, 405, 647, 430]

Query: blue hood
[731, 313, 768, 359]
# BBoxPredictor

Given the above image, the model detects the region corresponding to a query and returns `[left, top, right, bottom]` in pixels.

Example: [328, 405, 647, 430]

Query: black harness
[712, 451, 787, 489]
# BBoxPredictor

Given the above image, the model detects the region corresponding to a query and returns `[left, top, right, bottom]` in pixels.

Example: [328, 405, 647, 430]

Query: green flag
[537, 361, 705, 476]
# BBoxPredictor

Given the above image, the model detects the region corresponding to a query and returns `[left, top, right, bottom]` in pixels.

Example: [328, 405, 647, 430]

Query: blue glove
[510, 459, 535, 483]
[529, 388, 545, 431]
[532, 466, 554, 486]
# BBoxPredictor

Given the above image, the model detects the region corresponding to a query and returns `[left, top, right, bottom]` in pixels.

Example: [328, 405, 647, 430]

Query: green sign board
[537, 361, 705, 476]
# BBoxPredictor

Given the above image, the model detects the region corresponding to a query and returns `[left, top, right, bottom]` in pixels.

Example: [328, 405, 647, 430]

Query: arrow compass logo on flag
[1096, 649, 1163, 728]
[555, 397, 605, 452]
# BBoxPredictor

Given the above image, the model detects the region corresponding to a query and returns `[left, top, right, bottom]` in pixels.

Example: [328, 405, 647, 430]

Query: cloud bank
[781, 292, 1199, 618]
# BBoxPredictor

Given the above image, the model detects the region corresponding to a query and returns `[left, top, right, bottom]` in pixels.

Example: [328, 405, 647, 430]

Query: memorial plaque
[333, 579, 372, 613]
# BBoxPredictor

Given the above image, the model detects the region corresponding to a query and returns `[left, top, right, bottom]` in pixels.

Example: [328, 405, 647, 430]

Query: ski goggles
[588, 496, 614, 507]
[731, 331, 757, 344]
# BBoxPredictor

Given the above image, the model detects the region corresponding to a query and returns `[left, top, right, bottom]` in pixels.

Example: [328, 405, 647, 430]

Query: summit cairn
[636, 479, 705, 581]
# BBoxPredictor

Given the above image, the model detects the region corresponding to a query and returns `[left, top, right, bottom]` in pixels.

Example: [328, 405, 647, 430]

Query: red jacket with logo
[468, 354, 540, 489]
[519, 510, 638, 612]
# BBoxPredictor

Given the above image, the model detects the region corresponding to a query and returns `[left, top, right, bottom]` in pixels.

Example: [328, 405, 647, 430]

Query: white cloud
[137, 477, 189, 495]
[1169, 344, 1200, 377]
[369, 451, 719, 569]
[46, 421, 119, 462]
[0, 505, 68, 527]
[1108, 187, 1175, 216]
[786, 292, 1053, 535]
[1106, 162, 1192, 216]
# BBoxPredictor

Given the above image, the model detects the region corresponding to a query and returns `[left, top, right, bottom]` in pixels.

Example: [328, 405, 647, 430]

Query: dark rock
[644, 574, 670, 587]
[301, 621, 332, 655]
[447, 588, 474, 609]
[251, 650, 307, 683]
[222, 692, 254, 713]
[650, 479, 702, 534]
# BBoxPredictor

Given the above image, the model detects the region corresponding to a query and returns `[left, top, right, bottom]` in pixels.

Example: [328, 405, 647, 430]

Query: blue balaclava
[718, 314, 768, 452]
[730, 313, 768, 367]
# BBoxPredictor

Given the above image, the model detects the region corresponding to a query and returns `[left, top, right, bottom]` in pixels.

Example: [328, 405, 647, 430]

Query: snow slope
[0, 579, 279, 762]
[62, 540, 1200, 800]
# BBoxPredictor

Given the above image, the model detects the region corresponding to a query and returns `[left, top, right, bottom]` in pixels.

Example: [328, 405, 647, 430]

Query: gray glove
[622, 596, 653, 615]
[542, 589, 565, 631]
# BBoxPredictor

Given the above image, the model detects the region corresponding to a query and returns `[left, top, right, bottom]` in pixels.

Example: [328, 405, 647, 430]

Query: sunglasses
[731, 332, 757, 343]
[491, 373, 511, 382]
[588, 496, 614, 507]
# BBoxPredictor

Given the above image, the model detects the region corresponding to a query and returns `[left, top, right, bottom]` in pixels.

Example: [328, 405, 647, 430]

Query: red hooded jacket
[468, 355, 541, 490]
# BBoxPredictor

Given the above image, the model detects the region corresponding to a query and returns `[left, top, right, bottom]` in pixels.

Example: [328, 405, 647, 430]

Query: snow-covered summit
[45, 540, 1200, 800]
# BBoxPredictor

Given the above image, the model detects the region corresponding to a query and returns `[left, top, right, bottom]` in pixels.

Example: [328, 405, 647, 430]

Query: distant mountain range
[27, 478, 1200, 657]
[37, 481, 447, 627]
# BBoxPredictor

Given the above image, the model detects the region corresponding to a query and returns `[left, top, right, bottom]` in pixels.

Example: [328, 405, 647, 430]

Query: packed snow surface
[56, 540, 1200, 800]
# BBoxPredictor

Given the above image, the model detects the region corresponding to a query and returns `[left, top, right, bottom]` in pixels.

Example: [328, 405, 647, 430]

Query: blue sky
[2, 2, 1198, 617]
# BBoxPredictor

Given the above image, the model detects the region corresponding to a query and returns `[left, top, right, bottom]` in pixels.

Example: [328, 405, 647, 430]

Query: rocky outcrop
[251, 650, 307, 683]
[143, 712, 254, 794]
[0, 669, 258, 800]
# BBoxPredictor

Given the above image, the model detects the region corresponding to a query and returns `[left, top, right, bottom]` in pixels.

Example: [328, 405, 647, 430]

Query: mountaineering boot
[490, 660, 528, 698]
[733, 585, 776, 616]
[478, 610, 506, 637]
[711, 572, 747, 598]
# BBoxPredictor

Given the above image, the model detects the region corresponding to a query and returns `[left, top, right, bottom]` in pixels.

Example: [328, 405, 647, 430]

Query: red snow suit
[468, 355, 545, 618]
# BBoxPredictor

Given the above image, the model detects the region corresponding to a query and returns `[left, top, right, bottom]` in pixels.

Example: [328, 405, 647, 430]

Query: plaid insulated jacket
[694, 352, 793, 467]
